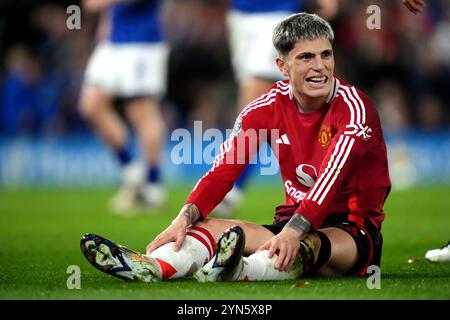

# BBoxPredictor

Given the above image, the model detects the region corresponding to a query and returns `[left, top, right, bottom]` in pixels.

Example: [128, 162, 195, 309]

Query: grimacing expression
[277, 37, 335, 105]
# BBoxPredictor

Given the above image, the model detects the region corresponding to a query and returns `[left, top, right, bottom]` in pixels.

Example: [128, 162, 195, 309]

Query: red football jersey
[186, 77, 391, 231]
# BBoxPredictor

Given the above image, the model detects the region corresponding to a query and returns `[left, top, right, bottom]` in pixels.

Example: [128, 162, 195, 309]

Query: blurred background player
[401, 0, 450, 264]
[79, 0, 168, 214]
[214, 0, 339, 216]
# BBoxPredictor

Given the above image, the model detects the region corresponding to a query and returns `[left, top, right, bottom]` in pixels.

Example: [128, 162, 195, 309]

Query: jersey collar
[287, 76, 340, 104]
[325, 76, 340, 104]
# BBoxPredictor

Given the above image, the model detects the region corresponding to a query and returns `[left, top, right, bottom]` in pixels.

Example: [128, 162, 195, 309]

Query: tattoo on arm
[285, 214, 312, 235]
[176, 203, 201, 226]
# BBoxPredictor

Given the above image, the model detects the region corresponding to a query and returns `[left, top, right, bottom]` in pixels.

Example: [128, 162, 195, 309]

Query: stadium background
[0, 0, 449, 300]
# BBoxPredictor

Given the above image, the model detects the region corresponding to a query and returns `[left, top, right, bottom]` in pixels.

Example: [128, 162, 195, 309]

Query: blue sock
[235, 164, 253, 189]
[147, 165, 161, 184]
[115, 147, 132, 166]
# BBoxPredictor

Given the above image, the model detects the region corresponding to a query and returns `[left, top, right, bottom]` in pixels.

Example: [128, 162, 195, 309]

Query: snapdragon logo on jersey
[285, 164, 317, 203]
[170, 121, 281, 176]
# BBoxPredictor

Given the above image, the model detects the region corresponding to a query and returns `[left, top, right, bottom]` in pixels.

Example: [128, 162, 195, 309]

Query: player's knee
[316, 230, 358, 276]
[312, 231, 332, 273]
[125, 98, 160, 127]
[78, 94, 97, 120]
[297, 231, 334, 277]
[78, 87, 110, 121]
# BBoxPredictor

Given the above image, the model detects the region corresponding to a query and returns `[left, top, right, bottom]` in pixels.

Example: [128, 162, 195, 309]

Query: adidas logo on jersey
[276, 134, 290, 145]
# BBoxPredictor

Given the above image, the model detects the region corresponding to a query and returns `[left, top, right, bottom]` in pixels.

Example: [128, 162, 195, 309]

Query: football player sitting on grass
[81, 12, 391, 282]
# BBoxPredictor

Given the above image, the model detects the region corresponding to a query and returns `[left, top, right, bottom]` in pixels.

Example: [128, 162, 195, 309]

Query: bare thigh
[125, 97, 165, 162]
[79, 85, 113, 118]
[316, 227, 358, 277]
[78, 85, 127, 148]
[194, 218, 275, 255]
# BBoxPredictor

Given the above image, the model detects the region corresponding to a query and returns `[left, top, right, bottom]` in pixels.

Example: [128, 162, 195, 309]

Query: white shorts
[84, 41, 169, 97]
[227, 10, 291, 82]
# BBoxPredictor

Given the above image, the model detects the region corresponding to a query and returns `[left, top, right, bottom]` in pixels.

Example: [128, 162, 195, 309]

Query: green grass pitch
[0, 185, 449, 299]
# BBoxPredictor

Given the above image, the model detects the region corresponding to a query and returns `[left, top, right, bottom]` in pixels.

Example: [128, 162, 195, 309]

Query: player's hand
[316, 0, 339, 20]
[146, 217, 188, 254]
[402, 0, 426, 14]
[257, 227, 304, 271]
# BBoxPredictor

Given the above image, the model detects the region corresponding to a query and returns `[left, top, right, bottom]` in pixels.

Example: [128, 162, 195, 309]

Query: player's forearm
[284, 214, 311, 237]
[174, 203, 201, 227]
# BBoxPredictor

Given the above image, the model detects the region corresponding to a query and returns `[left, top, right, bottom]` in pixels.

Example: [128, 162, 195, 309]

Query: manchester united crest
[318, 125, 332, 149]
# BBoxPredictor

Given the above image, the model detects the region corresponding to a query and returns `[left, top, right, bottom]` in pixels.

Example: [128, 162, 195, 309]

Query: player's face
[277, 37, 334, 108]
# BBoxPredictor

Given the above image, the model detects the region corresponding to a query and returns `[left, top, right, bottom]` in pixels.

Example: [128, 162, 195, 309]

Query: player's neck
[294, 95, 327, 113]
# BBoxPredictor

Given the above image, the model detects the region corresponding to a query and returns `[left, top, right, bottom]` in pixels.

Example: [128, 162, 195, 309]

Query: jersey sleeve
[294, 87, 382, 231]
[185, 101, 272, 219]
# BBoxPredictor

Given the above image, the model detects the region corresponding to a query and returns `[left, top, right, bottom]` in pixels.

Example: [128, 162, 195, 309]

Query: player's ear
[276, 56, 289, 77]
